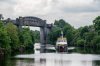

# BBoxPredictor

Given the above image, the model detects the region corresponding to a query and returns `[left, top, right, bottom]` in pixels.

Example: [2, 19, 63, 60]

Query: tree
[93, 16, 100, 33]
[0, 21, 11, 52]
[30, 31, 35, 44]
[63, 25, 75, 45]
[76, 39, 86, 47]
[32, 30, 40, 43]
[54, 19, 70, 28]
[48, 19, 76, 45]
[92, 36, 100, 48]
[79, 26, 89, 38]
[48, 26, 61, 45]
[83, 32, 97, 47]
[5, 22, 19, 50]
[19, 28, 32, 48]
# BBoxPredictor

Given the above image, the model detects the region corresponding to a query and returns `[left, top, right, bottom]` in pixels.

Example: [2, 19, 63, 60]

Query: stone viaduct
[4, 16, 52, 53]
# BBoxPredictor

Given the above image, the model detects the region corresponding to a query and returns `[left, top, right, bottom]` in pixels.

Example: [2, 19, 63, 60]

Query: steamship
[56, 31, 67, 52]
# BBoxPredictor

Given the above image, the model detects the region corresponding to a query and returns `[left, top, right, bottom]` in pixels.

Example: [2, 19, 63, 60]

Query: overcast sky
[0, 0, 100, 28]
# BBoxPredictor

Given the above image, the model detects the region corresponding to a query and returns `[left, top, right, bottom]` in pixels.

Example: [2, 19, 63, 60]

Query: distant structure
[0, 14, 4, 20]
[2, 15, 53, 53]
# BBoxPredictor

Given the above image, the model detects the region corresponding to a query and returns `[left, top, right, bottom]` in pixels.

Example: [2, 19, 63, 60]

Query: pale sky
[0, 0, 100, 29]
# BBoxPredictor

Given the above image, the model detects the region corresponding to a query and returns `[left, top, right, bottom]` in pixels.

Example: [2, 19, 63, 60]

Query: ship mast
[61, 31, 63, 39]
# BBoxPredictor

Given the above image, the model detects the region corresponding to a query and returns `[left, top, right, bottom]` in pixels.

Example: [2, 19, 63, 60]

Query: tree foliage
[76, 39, 86, 47]
[48, 26, 61, 44]
[0, 21, 11, 52]
[74, 16, 100, 48]
[0, 21, 35, 54]
[19, 28, 33, 48]
[32, 30, 40, 43]
[5, 22, 19, 50]
[48, 16, 100, 48]
[93, 16, 100, 31]
[48, 19, 75, 45]
[0, 16, 100, 54]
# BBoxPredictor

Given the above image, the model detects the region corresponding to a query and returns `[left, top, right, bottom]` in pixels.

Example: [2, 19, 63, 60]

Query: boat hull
[56, 44, 67, 52]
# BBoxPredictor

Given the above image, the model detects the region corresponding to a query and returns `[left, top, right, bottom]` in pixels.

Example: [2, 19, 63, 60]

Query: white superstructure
[56, 31, 68, 52]
[56, 31, 67, 45]
[34, 43, 40, 53]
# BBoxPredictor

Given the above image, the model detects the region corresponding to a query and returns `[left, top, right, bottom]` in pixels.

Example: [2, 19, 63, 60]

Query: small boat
[34, 43, 40, 53]
[56, 31, 68, 52]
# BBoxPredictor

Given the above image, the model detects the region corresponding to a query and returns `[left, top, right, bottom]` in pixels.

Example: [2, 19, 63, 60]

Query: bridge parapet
[18, 16, 46, 27]
[4, 16, 52, 28]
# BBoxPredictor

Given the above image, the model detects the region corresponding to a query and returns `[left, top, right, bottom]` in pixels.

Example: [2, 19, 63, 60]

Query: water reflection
[73, 47, 100, 54]
[0, 47, 100, 66]
[15, 53, 100, 66]
[15, 57, 100, 66]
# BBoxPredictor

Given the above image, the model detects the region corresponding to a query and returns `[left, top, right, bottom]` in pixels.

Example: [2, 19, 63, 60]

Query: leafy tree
[93, 16, 100, 31]
[48, 19, 76, 45]
[48, 26, 61, 45]
[76, 39, 86, 47]
[79, 26, 89, 38]
[30, 31, 35, 44]
[0, 21, 11, 52]
[19, 28, 32, 48]
[83, 32, 97, 47]
[32, 30, 40, 43]
[5, 22, 19, 50]
[54, 19, 76, 45]
[54, 19, 70, 28]
[63, 25, 75, 45]
[74, 16, 100, 48]
[92, 36, 100, 48]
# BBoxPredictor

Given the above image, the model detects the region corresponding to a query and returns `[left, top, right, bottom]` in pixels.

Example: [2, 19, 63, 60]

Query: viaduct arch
[5, 16, 52, 53]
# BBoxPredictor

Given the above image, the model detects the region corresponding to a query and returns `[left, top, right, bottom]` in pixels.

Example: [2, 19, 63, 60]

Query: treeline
[48, 19, 75, 45]
[32, 30, 40, 43]
[48, 16, 100, 48]
[0, 16, 100, 54]
[0, 20, 35, 54]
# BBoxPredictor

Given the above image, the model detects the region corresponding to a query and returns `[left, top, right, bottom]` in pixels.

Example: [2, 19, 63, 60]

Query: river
[0, 47, 100, 66]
